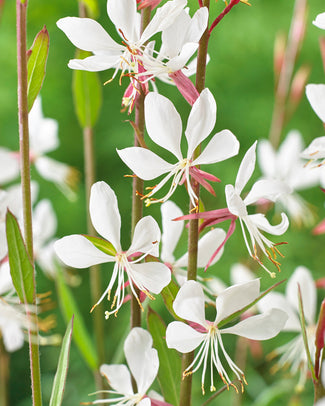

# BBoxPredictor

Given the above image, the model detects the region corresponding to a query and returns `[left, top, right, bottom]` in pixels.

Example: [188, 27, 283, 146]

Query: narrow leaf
[56, 265, 98, 370]
[147, 307, 181, 406]
[78, 0, 99, 19]
[72, 50, 102, 128]
[83, 235, 116, 256]
[6, 210, 34, 304]
[49, 316, 74, 406]
[27, 26, 49, 112]
[161, 279, 181, 321]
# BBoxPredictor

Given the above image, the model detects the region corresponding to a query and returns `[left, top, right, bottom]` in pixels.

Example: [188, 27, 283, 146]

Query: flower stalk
[0, 338, 9, 406]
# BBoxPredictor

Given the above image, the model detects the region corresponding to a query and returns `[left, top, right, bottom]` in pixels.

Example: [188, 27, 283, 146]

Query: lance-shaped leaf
[27, 26, 49, 112]
[78, 0, 99, 19]
[161, 279, 181, 321]
[147, 307, 181, 406]
[56, 265, 98, 370]
[49, 316, 74, 406]
[72, 50, 102, 129]
[6, 210, 34, 304]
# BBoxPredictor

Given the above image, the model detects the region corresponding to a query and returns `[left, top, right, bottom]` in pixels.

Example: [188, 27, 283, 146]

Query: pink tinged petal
[56, 17, 123, 53]
[221, 308, 288, 340]
[129, 262, 171, 294]
[54, 235, 114, 268]
[313, 13, 325, 30]
[173, 280, 206, 325]
[215, 279, 261, 325]
[68, 54, 120, 72]
[235, 141, 257, 194]
[128, 216, 161, 257]
[0, 148, 20, 184]
[301, 136, 325, 160]
[185, 88, 216, 157]
[249, 213, 289, 235]
[244, 179, 291, 206]
[100, 364, 134, 395]
[124, 327, 159, 393]
[145, 93, 183, 159]
[2, 322, 25, 352]
[192, 129, 239, 166]
[257, 139, 276, 178]
[169, 70, 199, 106]
[89, 181, 121, 250]
[117, 147, 174, 180]
[107, 0, 139, 42]
[286, 266, 316, 325]
[161, 201, 183, 264]
[166, 321, 206, 353]
[306, 84, 325, 123]
[225, 184, 247, 218]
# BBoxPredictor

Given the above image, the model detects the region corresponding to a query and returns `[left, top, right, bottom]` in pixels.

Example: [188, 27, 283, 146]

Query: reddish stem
[209, 0, 240, 34]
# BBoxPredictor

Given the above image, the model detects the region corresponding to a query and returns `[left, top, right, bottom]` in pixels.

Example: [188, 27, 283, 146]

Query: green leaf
[72, 50, 102, 128]
[27, 26, 49, 112]
[78, 0, 99, 19]
[49, 316, 74, 406]
[83, 235, 116, 256]
[56, 266, 98, 370]
[6, 210, 34, 304]
[147, 307, 181, 406]
[161, 279, 181, 321]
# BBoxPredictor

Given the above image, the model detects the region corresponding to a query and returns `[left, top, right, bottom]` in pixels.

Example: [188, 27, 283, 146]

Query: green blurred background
[1, 0, 325, 404]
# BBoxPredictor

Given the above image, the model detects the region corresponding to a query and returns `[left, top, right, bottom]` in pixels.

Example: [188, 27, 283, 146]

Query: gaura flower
[85, 327, 171, 405]
[257, 266, 318, 391]
[54, 181, 171, 318]
[301, 136, 325, 166]
[313, 13, 325, 30]
[117, 89, 239, 207]
[305, 84, 325, 124]
[166, 280, 288, 394]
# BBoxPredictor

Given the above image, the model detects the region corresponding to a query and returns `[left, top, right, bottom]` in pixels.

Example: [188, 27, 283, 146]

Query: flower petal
[161, 10, 192, 58]
[313, 13, 325, 30]
[301, 136, 325, 160]
[235, 141, 257, 194]
[68, 54, 120, 72]
[244, 179, 291, 206]
[166, 321, 205, 352]
[225, 184, 247, 217]
[166, 43, 198, 72]
[128, 216, 161, 257]
[192, 129, 239, 166]
[173, 280, 206, 325]
[1, 322, 25, 352]
[107, 0, 139, 42]
[54, 235, 114, 268]
[161, 201, 183, 264]
[100, 364, 133, 395]
[185, 88, 216, 157]
[249, 212, 289, 235]
[257, 139, 276, 178]
[230, 263, 255, 286]
[215, 279, 261, 325]
[306, 84, 325, 123]
[0, 148, 20, 184]
[0, 261, 13, 295]
[129, 262, 171, 294]
[221, 308, 288, 340]
[144, 92, 183, 160]
[277, 130, 304, 178]
[186, 7, 209, 43]
[33, 200, 57, 246]
[89, 182, 121, 250]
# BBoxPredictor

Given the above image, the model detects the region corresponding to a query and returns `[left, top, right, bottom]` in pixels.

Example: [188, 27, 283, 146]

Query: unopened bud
[289, 65, 311, 107]
[274, 32, 286, 80]
[319, 37, 325, 76]
[137, 0, 162, 10]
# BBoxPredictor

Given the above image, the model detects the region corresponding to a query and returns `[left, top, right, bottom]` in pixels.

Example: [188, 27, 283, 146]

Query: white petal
[173, 280, 206, 325]
[33, 200, 57, 246]
[161, 10, 192, 58]
[107, 0, 139, 42]
[166, 321, 205, 352]
[0, 261, 13, 295]
[235, 141, 257, 194]
[0, 223, 7, 261]
[89, 182, 121, 250]
[138, 398, 151, 406]
[215, 279, 261, 325]
[68, 54, 120, 72]
[286, 266, 316, 325]
[34, 157, 72, 189]
[192, 129, 239, 166]
[313, 13, 325, 30]
[306, 84, 325, 123]
[128, 216, 160, 257]
[57, 17, 123, 53]
[249, 212, 289, 236]
[117, 147, 174, 180]
[166, 43, 198, 72]
[124, 327, 158, 394]
[277, 130, 304, 178]
[2, 322, 25, 352]
[225, 184, 247, 217]
[301, 136, 325, 160]
[244, 179, 291, 206]
[161, 201, 183, 264]
[186, 7, 209, 43]
[185, 88, 216, 157]
[54, 235, 114, 268]
[221, 308, 288, 340]
[230, 263, 255, 286]
[145, 93, 182, 160]
[100, 364, 133, 395]
[130, 262, 171, 294]
[0, 148, 20, 184]
[257, 139, 276, 178]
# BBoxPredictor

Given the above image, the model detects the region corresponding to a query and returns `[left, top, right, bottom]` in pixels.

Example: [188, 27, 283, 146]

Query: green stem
[17, 1, 42, 405]
[0, 338, 9, 406]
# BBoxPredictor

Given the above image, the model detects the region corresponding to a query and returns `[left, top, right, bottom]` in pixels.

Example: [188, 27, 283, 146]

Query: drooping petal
[166, 321, 206, 353]
[129, 262, 171, 294]
[192, 129, 239, 166]
[57, 17, 123, 53]
[124, 327, 158, 394]
[107, 0, 139, 42]
[225, 184, 247, 218]
[286, 266, 316, 325]
[249, 213, 289, 235]
[173, 280, 206, 325]
[161, 201, 183, 264]
[100, 364, 134, 395]
[313, 13, 325, 30]
[144, 92, 183, 160]
[215, 279, 261, 325]
[301, 136, 325, 160]
[33, 200, 57, 246]
[244, 179, 291, 206]
[221, 308, 288, 340]
[117, 147, 174, 180]
[89, 182, 121, 251]
[185, 88, 216, 157]
[54, 235, 114, 268]
[128, 216, 160, 257]
[235, 141, 257, 195]
[68, 54, 120, 72]
[306, 84, 325, 123]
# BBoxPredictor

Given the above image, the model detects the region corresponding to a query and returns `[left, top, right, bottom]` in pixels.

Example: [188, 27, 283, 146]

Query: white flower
[301, 136, 325, 166]
[313, 13, 325, 30]
[306, 84, 325, 123]
[54, 181, 171, 318]
[258, 131, 320, 226]
[166, 280, 287, 394]
[118, 89, 239, 207]
[226, 142, 289, 276]
[257, 266, 317, 390]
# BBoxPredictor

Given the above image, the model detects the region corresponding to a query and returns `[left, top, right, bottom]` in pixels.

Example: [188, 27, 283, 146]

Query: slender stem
[200, 382, 237, 406]
[209, 0, 240, 34]
[17, 1, 42, 405]
[0, 338, 9, 406]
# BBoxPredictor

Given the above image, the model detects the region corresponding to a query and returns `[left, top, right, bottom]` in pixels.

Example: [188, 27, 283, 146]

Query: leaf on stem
[6, 210, 34, 304]
[49, 316, 74, 406]
[27, 26, 49, 112]
[160, 279, 181, 321]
